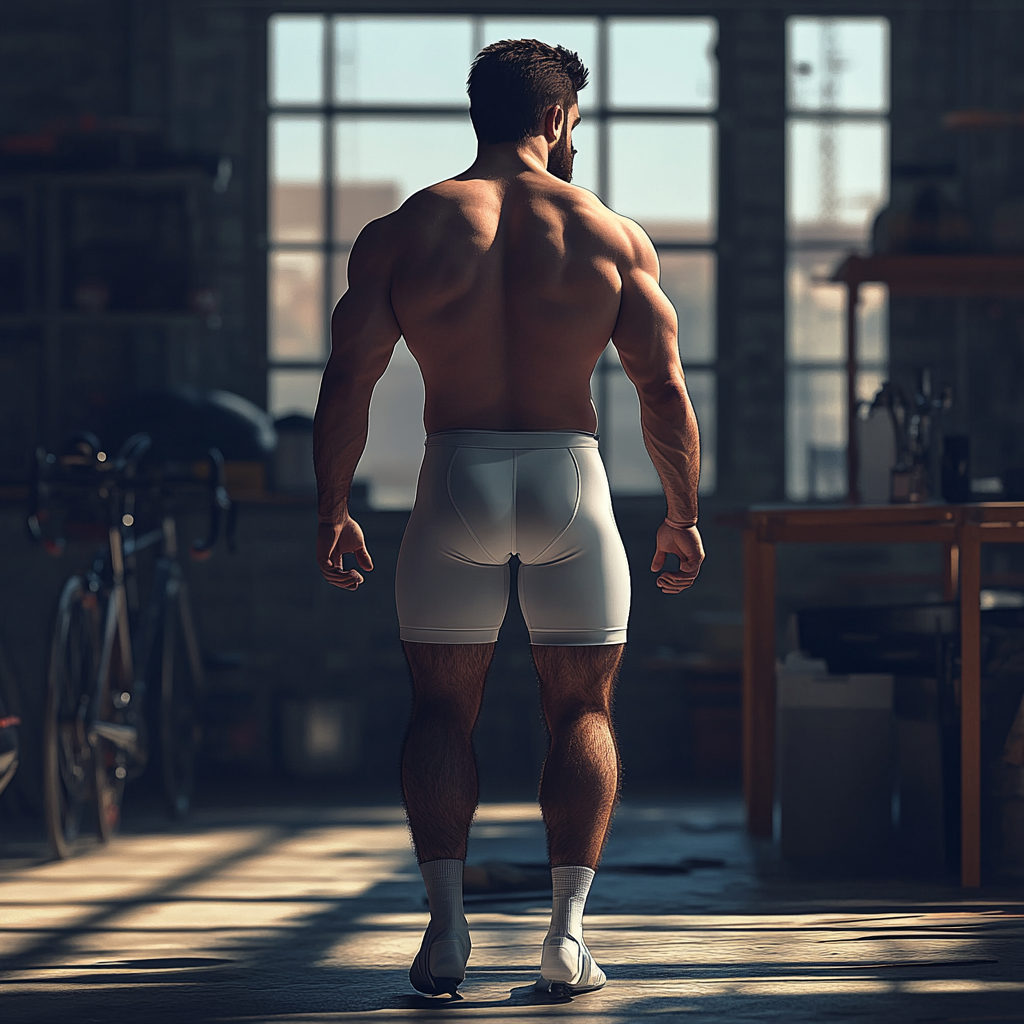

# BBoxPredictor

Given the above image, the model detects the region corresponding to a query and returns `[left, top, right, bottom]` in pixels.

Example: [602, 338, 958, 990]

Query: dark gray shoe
[409, 928, 471, 996]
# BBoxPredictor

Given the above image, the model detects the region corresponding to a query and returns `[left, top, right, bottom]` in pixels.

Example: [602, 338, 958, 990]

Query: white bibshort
[396, 430, 631, 646]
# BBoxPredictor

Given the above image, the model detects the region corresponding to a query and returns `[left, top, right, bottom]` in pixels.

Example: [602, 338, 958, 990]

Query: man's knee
[409, 690, 476, 726]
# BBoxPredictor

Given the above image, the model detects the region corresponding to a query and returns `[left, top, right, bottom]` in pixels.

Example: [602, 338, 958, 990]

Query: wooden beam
[846, 281, 860, 505]
[959, 522, 982, 888]
[942, 542, 960, 602]
[762, 524, 956, 545]
[832, 254, 1024, 297]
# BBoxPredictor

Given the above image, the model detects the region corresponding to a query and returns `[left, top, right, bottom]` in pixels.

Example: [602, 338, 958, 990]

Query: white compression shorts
[396, 430, 631, 646]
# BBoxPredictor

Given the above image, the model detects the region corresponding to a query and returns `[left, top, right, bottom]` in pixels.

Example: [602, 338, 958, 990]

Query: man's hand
[318, 518, 373, 591]
[651, 521, 704, 594]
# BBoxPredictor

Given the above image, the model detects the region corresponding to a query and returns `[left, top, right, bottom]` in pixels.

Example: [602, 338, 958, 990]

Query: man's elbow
[636, 375, 688, 410]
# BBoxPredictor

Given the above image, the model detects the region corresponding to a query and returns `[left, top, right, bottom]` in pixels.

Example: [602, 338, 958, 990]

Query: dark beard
[548, 130, 576, 183]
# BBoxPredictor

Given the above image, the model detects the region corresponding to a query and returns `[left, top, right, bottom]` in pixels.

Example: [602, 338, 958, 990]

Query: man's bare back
[385, 157, 636, 434]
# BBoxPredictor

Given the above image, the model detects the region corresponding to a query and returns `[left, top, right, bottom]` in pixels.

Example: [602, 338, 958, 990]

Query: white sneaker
[538, 934, 607, 996]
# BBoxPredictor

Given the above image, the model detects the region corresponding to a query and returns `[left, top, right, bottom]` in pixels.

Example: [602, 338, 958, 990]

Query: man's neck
[466, 137, 549, 180]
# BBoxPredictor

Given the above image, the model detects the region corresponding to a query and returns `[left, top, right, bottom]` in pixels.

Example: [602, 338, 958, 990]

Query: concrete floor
[0, 798, 1022, 1023]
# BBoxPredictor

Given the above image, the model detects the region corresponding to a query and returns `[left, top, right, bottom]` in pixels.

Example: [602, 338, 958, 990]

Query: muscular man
[314, 39, 704, 998]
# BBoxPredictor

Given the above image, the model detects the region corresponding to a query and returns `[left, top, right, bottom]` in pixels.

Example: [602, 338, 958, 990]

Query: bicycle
[29, 432, 231, 858]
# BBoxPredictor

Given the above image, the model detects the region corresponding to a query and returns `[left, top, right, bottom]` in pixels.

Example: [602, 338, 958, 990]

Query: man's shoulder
[557, 186, 656, 266]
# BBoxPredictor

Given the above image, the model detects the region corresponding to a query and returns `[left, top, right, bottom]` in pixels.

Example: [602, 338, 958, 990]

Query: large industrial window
[785, 17, 889, 501]
[268, 15, 717, 508]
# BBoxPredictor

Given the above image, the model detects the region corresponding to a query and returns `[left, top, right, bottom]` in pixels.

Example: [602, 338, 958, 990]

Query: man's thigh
[518, 516, 630, 646]
[396, 535, 510, 645]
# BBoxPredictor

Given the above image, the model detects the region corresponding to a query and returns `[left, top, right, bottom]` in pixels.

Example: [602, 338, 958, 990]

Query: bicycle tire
[160, 576, 204, 819]
[44, 577, 101, 859]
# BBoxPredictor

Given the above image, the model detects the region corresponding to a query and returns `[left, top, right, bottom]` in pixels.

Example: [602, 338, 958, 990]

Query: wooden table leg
[958, 523, 982, 888]
[942, 541, 959, 602]
[743, 528, 776, 838]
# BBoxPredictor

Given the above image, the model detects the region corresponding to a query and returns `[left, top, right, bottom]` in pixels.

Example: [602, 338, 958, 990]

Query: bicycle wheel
[160, 575, 204, 819]
[44, 577, 101, 859]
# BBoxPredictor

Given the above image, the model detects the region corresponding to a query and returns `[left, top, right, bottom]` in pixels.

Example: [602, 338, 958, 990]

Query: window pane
[480, 19, 599, 112]
[269, 251, 324, 361]
[604, 366, 660, 495]
[787, 119, 888, 246]
[857, 283, 887, 364]
[788, 251, 888, 365]
[334, 17, 472, 105]
[787, 250, 845, 362]
[270, 367, 322, 417]
[788, 18, 889, 113]
[597, 363, 715, 496]
[358, 341, 425, 509]
[334, 118, 477, 243]
[270, 16, 324, 106]
[332, 250, 350, 306]
[610, 120, 715, 242]
[609, 18, 717, 110]
[659, 250, 715, 363]
[687, 368, 716, 495]
[269, 117, 324, 243]
[786, 368, 846, 501]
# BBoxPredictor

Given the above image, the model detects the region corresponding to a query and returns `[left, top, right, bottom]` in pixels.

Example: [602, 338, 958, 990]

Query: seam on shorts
[445, 448, 499, 563]
[511, 450, 518, 555]
[527, 446, 583, 565]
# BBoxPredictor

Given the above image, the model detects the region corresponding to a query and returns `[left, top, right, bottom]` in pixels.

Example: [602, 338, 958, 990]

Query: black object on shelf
[941, 434, 971, 503]
[798, 602, 958, 678]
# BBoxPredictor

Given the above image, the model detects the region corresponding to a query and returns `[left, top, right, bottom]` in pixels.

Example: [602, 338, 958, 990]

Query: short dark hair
[467, 38, 589, 145]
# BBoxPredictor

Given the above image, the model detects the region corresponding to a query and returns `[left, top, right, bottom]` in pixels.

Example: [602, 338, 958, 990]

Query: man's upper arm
[610, 218, 683, 392]
[324, 216, 402, 388]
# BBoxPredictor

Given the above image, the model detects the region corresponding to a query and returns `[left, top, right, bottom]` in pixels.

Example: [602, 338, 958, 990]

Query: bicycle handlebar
[190, 447, 231, 560]
[28, 434, 234, 560]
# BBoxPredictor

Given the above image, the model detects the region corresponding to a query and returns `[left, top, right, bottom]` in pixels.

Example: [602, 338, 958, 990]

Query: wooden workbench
[742, 501, 1024, 887]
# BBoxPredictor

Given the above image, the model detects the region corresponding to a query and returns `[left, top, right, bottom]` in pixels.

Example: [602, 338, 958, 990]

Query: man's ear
[543, 104, 565, 144]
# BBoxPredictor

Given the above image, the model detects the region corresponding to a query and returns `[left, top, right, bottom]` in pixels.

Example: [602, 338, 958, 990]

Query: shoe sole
[536, 978, 607, 997]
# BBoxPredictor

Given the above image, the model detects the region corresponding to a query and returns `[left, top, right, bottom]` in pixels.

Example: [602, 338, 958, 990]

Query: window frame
[267, 13, 720, 501]
[784, 16, 891, 503]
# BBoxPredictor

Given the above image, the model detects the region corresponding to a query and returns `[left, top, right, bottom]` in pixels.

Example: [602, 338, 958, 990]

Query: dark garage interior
[0, 1, 1022, 1020]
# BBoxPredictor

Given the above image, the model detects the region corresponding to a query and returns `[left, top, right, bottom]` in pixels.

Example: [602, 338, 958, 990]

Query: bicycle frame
[87, 515, 200, 775]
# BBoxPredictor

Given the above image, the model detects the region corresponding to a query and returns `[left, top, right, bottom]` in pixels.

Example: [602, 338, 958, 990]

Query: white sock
[420, 859, 467, 934]
[541, 865, 605, 988]
[546, 865, 595, 941]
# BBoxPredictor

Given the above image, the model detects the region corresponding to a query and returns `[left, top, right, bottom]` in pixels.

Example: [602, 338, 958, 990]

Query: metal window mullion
[322, 15, 334, 366]
[786, 109, 889, 120]
[595, 16, 612, 466]
[271, 104, 715, 118]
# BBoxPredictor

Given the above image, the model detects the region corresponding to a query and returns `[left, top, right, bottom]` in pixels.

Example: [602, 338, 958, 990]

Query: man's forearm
[638, 380, 701, 525]
[313, 369, 372, 524]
